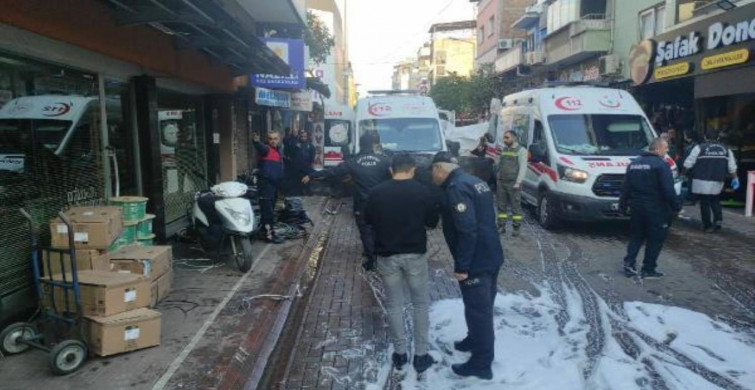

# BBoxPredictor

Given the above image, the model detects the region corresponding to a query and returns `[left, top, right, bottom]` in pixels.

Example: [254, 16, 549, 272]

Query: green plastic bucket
[136, 234, 156, 246]
[137, 214, 155, 238]
[111, 196, 149, 222]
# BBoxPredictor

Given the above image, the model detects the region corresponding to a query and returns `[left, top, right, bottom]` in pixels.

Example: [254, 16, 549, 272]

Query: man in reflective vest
[254, 131, 285, 243]
[497, 131, 528, 236]
[683, 130, 739, 232]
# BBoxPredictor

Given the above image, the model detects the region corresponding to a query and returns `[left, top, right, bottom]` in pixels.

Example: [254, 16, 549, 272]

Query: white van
[322, 103, 355, 167]
[492, 87, 681, 228]
[354, 94, 446, 157]
[0, 95, 100, 172]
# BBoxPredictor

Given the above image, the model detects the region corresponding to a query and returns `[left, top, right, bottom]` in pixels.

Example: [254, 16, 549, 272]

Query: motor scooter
[192, 175, 258, 272]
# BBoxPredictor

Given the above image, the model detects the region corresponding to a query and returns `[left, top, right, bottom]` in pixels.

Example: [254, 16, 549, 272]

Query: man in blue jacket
[254, 131, 284, 243]
[619, 137, 682, 278]
[431, 151, 504, 380]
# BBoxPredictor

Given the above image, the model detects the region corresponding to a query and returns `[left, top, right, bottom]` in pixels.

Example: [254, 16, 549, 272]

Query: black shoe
[641, 270, 664, 279]
[392, 352, 408, 370]
[704, 226, 714, 233]
[453, 338, 472, 352]
[713, 223, 722, 232]
[263, 226, 284, 244]
[413, 354, 435, 374]
[362, 258, 376, 272]
[451, 362, 493, 380]
[623, 265, 638, 276]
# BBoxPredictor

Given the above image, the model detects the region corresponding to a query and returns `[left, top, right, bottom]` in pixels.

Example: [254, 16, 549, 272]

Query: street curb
[212, 196, 339, 390]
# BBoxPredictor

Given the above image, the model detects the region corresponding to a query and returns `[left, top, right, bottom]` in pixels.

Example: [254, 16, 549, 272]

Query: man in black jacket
[431, 151, 504, 380]
[619, 137, 681, 278]
[364, 154, 440, 374]
[303, 132, 391, 270]
[283, 129, 315, 196]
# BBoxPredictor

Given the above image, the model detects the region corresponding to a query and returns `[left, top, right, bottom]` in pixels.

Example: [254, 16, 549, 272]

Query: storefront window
[158, 90, 206, 224]
[104, 80, 137, 196]
[0, 53, 99, 297]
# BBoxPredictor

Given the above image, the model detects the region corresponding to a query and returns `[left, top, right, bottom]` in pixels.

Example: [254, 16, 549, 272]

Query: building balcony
[495, 45, 524, 74]
[544, 15, 611, 65]
[525, 51, 545, 65]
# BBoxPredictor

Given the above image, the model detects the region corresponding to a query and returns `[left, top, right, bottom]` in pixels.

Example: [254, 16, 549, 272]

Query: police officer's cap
[432, 151, 458, 164]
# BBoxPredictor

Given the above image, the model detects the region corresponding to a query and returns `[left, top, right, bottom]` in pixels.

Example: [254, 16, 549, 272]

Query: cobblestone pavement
[276, 200, 755, 390]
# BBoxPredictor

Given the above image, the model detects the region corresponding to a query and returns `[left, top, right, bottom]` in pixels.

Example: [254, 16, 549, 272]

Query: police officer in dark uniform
[303, 132, 392, 270]
[253, 131, 285, 244]
[619, 137, 681, 278]
[431, 151, 503, 380]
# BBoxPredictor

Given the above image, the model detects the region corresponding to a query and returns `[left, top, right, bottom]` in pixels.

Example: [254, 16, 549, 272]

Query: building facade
[428, 21, 477, 85]
[0, 0, 305, 326]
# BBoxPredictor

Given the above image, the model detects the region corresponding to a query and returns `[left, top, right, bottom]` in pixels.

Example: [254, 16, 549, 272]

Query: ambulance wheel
[49, 339, 87, 375]
[0, 322, 36, 355]
[537, 192, 559, 230]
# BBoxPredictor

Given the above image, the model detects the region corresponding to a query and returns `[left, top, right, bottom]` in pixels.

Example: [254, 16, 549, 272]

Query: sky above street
[343, 0, 477, 96]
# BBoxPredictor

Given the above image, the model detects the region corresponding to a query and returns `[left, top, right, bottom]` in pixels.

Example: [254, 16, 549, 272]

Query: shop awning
[306, 77, 331, 99]
[105, 0, 292, 76]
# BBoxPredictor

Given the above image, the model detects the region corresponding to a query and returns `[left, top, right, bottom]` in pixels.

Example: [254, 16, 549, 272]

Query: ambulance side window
[512, 114, 530, 146]
[531, 120, 550, 165]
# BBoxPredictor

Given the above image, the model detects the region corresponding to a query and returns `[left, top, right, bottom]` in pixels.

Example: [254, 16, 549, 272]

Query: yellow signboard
[701, 49, 750, 71]
[654, 62, 691, 80]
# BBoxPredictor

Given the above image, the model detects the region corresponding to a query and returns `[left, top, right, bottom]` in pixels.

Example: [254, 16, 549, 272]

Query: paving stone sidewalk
[277, 201, 460, 390]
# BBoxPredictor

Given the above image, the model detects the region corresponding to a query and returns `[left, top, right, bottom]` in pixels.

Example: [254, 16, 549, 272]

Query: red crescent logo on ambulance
[42, 102, 72, 117]
[368, 103, 392, 116]
[599, 96, 621, 109]
[555, 97, 582, 111]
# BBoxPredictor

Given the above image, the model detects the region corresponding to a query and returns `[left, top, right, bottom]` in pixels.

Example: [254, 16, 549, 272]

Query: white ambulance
[321, 103, 355, 167]
[354, 93, 446, 157]
[0, 95, 100, 172]
[491, 86, 681, 229]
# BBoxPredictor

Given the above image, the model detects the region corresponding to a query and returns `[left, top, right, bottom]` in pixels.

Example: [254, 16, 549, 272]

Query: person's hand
[253, 133, 261, 143]
[301, 176, 311, 184]
[454, 272, 468, 281]
[731, 177, 740, 190]
[513, 183, 521, 190]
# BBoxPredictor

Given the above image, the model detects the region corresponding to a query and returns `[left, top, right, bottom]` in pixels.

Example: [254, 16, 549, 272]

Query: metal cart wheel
[0, 322, 37, 355]
[49, 339, 87, 376]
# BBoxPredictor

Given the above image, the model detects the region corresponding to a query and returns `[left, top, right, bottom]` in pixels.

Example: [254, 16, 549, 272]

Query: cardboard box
[150, 269, 173, 307]
[108, 245, 172, 282]
[50, 207, 123, 250]
[43, 270, 150, 317]
[84, 308, 161, 356]
[42, 249, 108, 276]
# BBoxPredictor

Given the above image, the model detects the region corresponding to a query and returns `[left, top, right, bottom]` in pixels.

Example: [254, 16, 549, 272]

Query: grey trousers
[376, 253, 430, 356]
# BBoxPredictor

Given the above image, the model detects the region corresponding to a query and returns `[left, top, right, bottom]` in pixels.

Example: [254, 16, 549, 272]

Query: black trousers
[354, 210, 375, 260]
[259, 179, 278, 227]
[624, 206, 669, 272]
[698, 194, 723, 229]
[459, 267, 500, 368]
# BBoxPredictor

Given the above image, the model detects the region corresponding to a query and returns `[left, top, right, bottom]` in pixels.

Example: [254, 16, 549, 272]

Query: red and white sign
[555, 96, 583, 111]
[368, 102, 393, 117]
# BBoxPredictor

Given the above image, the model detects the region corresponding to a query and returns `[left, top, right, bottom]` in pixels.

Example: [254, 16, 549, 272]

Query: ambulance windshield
[359, 118, 442, 152]
[548, 114, 654, 156]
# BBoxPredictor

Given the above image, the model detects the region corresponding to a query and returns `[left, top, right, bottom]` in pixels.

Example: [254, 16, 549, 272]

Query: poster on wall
[312, 122, 324, 171]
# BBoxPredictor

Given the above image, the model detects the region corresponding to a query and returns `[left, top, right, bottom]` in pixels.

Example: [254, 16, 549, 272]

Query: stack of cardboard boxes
[46, 205, 173, 357]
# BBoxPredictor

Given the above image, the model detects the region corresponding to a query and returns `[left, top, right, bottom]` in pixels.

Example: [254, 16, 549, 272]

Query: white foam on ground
[385, 285, 755, 390]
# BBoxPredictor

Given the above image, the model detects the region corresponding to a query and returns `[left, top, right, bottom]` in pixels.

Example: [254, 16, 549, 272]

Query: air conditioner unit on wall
[498, 39, 514, 50]
[599, 54, 621, 76]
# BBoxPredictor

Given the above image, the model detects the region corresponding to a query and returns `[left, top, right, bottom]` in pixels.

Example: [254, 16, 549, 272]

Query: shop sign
[255, 87, 291, 108]
[252, 38, 306, 90]
[654, 62, 692, 80]
[290, 91, 313, 112]
[655, 33, 702, 65]
[701, 48, 750, 70]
